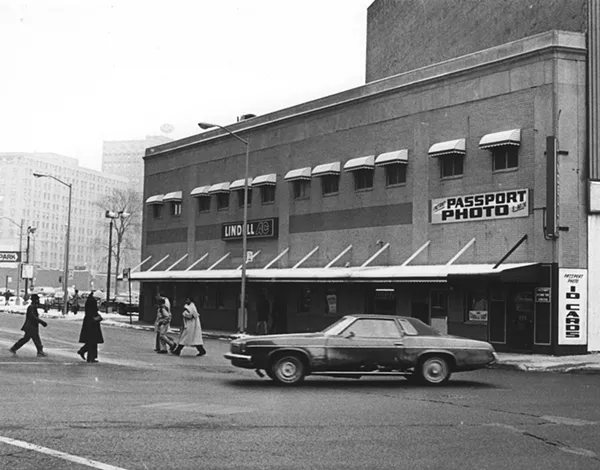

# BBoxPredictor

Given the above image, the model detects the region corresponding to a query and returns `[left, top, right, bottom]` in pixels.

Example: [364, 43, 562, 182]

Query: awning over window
[312, 161, 341, 176]
[429, 139, 466, 157]
[479, 129, 521, 149]
[145, 194, 164, 205]
[375, 149, 409, 166]
[208, 182, 231, 194]
[252, 174, 277, 187]
[284, 167, 312, 181]
[230, 178, 253, 190]
[163, 191, 182, 202]
[343, 155, 375, 172]
[190, 186, 210, 197]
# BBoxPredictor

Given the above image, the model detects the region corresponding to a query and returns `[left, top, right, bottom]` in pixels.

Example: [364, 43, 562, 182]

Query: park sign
[0, 251, 21, 263]
[222, 218, 278, 240]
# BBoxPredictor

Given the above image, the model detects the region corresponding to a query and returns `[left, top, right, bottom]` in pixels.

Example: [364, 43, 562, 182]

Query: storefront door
[508, 288, 534, 352]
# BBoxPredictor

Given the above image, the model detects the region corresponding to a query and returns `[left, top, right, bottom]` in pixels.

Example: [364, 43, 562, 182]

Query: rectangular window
[152, 205, 162, 219]
[293, 180, 310, 199]
[385, 164, 407, 186]
[441, 155, 464, 178]
[237, 189, 252, 207]
[465, 289, 488, 323]
[171, 201, 182, 216]
[492, 147, 519, 171]
[197, 197, 210, 212]
[216, 193, 229, 210]
[430, 290, 448, 318]
[261, 186, 275, 204]
[353, 169, 374, 191]
[297, 287, 311, 314]
[321, 175, 339, 195]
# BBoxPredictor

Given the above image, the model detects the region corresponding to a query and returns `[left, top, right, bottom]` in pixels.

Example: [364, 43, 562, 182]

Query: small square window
[293, 180, 310, 199]
[197, 197, 210, 213]
[321, 175, 339, 195]
[440, 154, 464, 178]
[152, 205, 163, 219]
[353, 169, 373, 191]
[237, 189, 252, 207]
[216, 193, 229, 210]
[261, 186, 276, 204]
[492, 147, 519, 171]
[171, 201, 182, 216]
[385, 164, 407, 186]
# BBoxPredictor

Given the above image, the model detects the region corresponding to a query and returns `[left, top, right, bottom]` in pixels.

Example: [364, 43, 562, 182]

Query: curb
[491, 362, 600, 374]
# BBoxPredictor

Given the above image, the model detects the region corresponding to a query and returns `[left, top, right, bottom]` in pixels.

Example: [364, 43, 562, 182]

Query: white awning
[230, 178, 253, 190]
[429, 139, 466, 157]
[190, 186, 210, 197]
[479, 129, 521, 149]
[252, 174, 277, 186]
[312, 162, 341, 176]
[163, 191, 182, 202]
[284, 167, 312, 181]
[130, 262, 538, 282]
[343, 155, 375, 172]
[375, 149, 409, 166]
[145, 194, 164, 205]
[208, 182, 231, 194]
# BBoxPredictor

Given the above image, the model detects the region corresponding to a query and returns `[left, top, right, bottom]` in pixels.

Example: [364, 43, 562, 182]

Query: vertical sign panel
[558, 268, 587, 345]
[546, 136, 558, 237]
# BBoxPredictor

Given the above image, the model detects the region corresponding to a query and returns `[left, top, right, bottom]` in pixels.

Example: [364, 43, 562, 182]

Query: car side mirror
[344, 331, 355, 339]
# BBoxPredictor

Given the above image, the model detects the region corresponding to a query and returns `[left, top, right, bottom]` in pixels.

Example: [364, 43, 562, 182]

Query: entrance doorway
[508, 288, 534, 352]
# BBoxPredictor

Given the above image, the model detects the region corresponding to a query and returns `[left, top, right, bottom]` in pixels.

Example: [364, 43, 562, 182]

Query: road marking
[541, 415, 597, 426]
[141, 402, 255, 415]
[0, 435, 128, 470]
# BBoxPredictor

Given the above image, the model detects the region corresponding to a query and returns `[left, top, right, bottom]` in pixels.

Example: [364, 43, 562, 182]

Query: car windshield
[322, 316, 356, 336]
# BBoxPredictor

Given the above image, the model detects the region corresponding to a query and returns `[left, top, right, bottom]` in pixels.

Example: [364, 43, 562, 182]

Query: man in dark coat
[77, 292, 104, 363]
[10, 294, 48, 357]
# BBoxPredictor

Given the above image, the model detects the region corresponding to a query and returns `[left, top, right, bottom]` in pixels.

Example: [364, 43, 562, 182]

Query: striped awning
[190, 186, 210, 197]
[252, 174, 277, 186]
[208, 182, 231, 194]
[343, 155, 375, 171]
[312, 162, 341, 176]
[284, 167, 312, 181]
[230, 178, 253, 190]
[479, 129, 521, 149]
[429, 139, 466, 157]
[163, 191, 182, 202]
[375, 149, 409, 166]
[145, 194, 164, 205]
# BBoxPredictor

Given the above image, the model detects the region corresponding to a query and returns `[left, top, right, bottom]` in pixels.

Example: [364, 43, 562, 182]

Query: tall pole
[24, 228, 31, 300]
[62, 184, 72, 316]
[106, 218, 113, 312]
[240, 138, 250, 333]
[17, 219, 23, 303]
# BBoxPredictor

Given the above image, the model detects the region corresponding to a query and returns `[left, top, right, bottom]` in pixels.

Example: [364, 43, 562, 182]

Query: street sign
[21, 264, 33, 279]
[0, 251, 21, 263]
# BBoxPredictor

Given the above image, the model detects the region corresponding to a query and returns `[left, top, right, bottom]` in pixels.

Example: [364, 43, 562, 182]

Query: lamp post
[33, 173, 72, 316]
[105, 210, 129, 312]
[24, 226, 36, 300]
[1, 217, 24, 303]
[198, 121, 250, 333]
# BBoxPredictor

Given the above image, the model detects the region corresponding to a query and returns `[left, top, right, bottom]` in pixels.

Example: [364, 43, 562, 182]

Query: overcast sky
[0, 0, 374, 171]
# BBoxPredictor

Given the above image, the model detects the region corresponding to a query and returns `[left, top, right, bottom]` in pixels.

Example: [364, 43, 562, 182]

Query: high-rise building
[102, 135, 173, 188]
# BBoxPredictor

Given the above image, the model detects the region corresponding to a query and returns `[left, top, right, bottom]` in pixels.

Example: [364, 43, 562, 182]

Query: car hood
[233, 332, 324, 344]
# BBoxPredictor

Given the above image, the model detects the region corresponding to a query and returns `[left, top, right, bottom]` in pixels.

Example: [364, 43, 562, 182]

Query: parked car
[224, 314, 497, 386]
[100, 294, 139, 315]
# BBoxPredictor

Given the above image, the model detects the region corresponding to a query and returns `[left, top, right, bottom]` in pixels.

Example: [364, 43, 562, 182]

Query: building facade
[135, 27, 599, 355]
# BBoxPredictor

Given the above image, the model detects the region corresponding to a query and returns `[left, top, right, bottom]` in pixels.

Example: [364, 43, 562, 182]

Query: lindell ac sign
[431, 189, 529, 224]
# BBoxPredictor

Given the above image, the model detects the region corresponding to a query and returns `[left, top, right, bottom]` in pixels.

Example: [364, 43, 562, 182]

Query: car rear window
[399, 318, 442, 336]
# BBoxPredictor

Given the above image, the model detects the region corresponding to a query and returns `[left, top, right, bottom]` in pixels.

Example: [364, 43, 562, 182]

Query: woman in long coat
[171, 297, 206, 356]
[77, 292, 104, 363]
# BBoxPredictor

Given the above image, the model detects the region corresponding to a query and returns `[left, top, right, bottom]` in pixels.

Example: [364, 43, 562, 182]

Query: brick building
[133, 1, 600, 355]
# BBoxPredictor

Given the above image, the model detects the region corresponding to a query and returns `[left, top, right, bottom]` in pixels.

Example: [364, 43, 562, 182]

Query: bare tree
[94, 188, 142, 295]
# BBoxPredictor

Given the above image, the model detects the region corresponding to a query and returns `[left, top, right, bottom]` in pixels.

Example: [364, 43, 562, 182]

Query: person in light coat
[171, 297, 206, 356]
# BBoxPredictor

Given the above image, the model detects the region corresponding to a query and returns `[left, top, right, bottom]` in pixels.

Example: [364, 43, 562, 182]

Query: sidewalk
[2, 305, 599, 374]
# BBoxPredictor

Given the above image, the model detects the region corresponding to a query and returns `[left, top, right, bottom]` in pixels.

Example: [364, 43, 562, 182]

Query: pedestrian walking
[9, 294, 48, 357]
[77, 292, 104, 363]
[171, 297, 206, 356]
[3, 290, 10, 305]
[155, 296, 176, 354]
[71, 289, 81, 315]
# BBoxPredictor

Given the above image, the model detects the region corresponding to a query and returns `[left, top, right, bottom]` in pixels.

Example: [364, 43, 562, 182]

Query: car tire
[417, 356, 451, 385]
[270, 355, 305, 385]
[118, 303, 127, 316]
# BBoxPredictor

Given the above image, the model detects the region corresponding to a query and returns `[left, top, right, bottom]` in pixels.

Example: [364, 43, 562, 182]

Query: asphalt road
[1, 312, 599, 470]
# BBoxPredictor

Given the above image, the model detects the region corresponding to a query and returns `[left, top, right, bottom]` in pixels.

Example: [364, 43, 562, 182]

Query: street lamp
[24, 226, 37, 300]
[0, 216, 24, 303]
[33, 172, 72, 316]
[105, 210, 130, 312]
[198, 121, 250, 333]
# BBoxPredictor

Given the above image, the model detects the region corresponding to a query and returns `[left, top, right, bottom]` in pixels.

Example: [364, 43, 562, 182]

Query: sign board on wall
[558, 268, 587, 345]
[0, 251, 21, 263]
[222, 218, 278, 241]
[431, 189, 529, 224]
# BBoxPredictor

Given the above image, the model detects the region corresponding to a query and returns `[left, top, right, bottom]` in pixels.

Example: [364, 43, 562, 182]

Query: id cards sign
[431, 189, 529, 224]
[558, 268, 587, 345]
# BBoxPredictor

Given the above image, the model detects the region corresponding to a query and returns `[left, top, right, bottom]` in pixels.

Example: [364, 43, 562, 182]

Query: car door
[325, 318, 405, 370]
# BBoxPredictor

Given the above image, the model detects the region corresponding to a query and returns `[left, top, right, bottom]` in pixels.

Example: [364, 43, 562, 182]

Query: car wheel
[270, 355, 305, 385]
[118, 303, 127, 315]
[418, 356, 451, 385]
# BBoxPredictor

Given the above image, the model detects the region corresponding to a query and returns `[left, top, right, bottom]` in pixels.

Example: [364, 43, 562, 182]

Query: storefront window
[325, 288, 337, 316]
[297, 287, 311, 315]
[430, 290, 448, 318]
[373, 288, 396, 314]
[465, 289, 488, 323]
